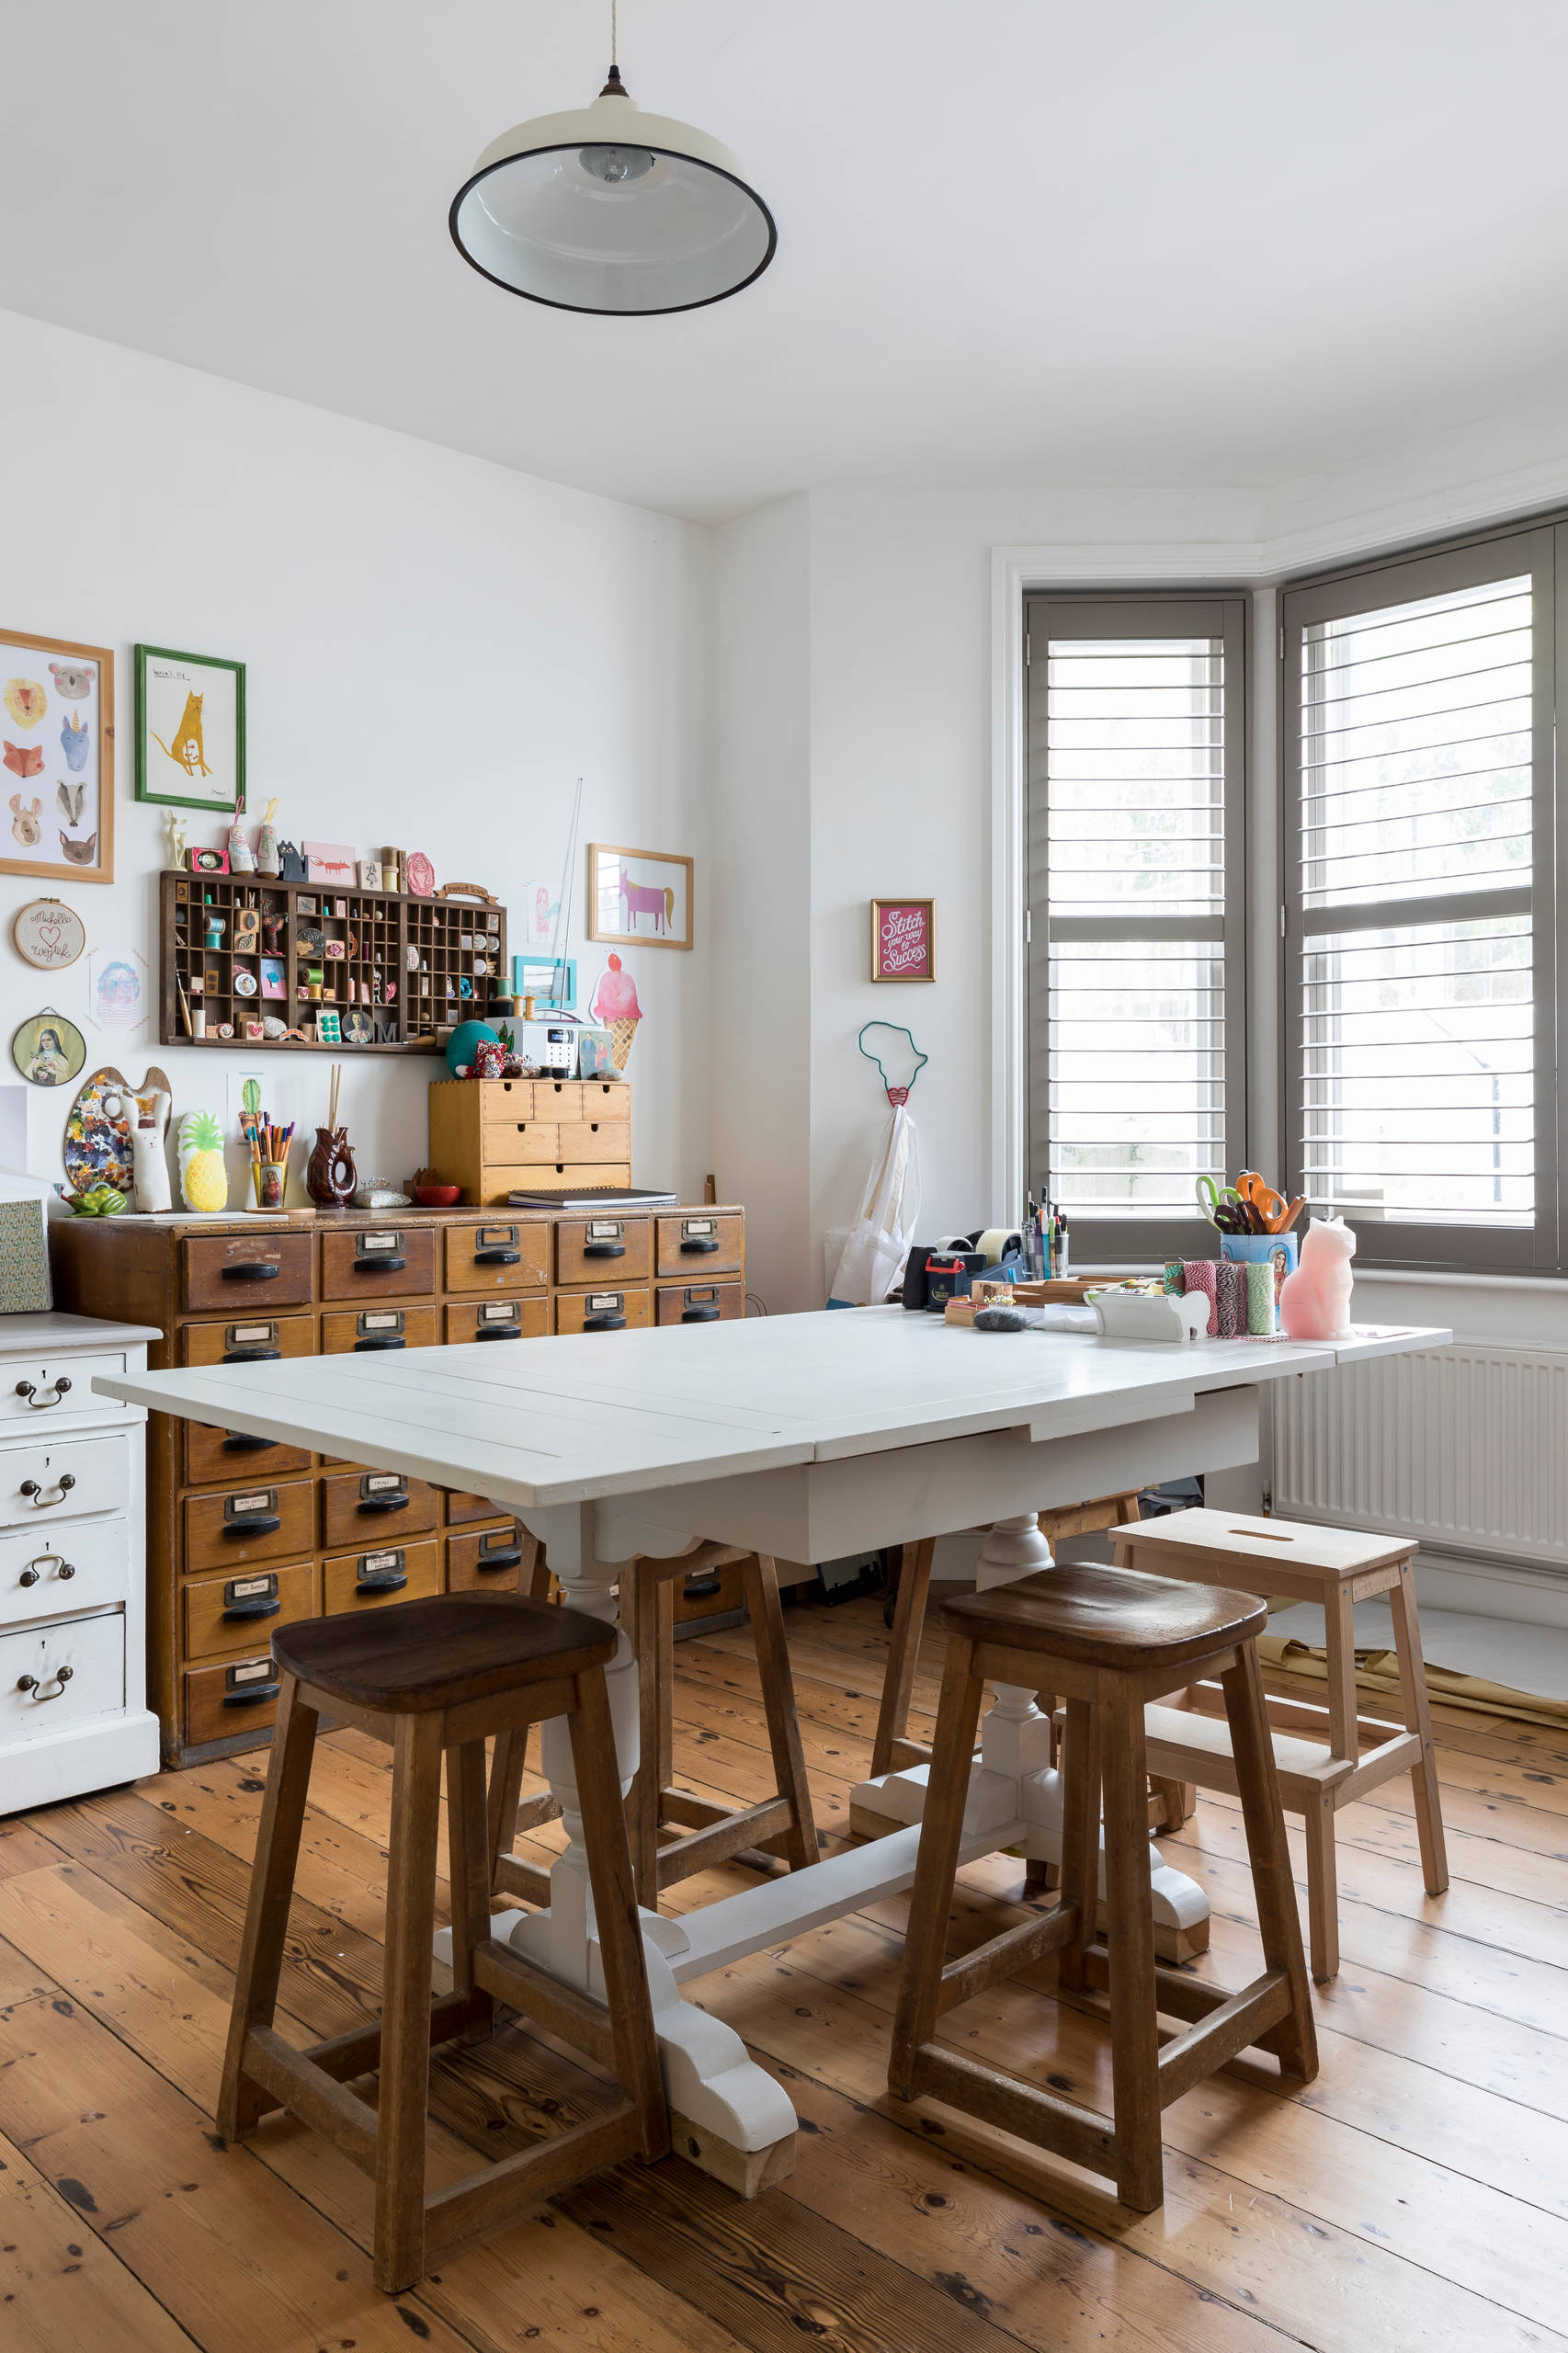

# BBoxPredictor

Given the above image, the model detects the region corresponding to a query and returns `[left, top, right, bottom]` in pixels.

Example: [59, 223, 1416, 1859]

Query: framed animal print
[1, 629, 115, 883]
[134, 642, 245, 813]
[586, 842, 693, 951]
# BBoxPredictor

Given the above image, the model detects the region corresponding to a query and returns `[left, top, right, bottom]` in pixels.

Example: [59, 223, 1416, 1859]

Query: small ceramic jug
[305, 1125, 357, 1208]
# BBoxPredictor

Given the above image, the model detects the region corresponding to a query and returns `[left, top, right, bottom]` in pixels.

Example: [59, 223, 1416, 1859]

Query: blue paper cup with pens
[1220, 1231, 1297, 1332]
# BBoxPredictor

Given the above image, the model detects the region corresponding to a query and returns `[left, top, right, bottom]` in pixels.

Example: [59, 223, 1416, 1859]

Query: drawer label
[683, 1219, 715, 1237]
[588, 1293, 622, 1313]
[359, 1233, 399, 1252]
[229, 1324, 276, 1346]
[478, 1226, 517, 1246]
[480, 1526, 517, 1554]
[363, 1472, 403, 1494]
[359, 1312, 402, 1332]
[687, 1288, 718, 1304]
[360, 1548, 402, 1574]
[227, 1574, 276, 1601]
[483, 1302, 517, 1322]
[588, 1221, 623, 1239]
[229, 1659, 271, 1687]
[228, 1492, 274, 1516]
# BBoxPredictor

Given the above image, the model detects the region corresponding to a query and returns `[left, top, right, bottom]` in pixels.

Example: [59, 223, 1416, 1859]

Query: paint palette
[62, 1063, 171, 1198]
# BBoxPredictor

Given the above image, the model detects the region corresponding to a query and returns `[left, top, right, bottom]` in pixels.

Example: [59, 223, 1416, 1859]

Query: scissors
[1235, 1171, 1298, 1233]
[1194, 1175, 1253, 1235]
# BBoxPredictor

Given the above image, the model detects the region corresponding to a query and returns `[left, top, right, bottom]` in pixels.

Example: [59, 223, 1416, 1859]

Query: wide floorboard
[4, 1591, 1565, 2352]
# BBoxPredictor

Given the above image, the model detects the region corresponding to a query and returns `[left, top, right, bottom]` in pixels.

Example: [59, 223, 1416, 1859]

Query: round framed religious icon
[11, 1007, 86, 1087]
[341, 1007, 375, 1046]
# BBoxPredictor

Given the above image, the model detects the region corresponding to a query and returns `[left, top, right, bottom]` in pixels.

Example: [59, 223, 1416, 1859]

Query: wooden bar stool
[1111, 1509, 1449, 1981]
[889, 1562, 1316, 2211]
[625, 1541, 819, 1908]
[218, 1592, 669, 2294]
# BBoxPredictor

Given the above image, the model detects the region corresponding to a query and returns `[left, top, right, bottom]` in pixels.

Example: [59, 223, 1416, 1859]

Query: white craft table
[99, 1306, 1447, 2191]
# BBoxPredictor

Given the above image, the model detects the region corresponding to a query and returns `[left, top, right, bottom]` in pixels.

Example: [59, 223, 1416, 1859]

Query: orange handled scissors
[1235, 1171, 1297, 1233]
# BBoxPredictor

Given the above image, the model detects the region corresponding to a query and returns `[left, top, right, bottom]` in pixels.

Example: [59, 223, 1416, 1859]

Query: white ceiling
[6, 1, 1568, 523]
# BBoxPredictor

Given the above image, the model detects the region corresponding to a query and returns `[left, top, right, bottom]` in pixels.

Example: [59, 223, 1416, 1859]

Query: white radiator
[1272, 1342, 1568, 1572]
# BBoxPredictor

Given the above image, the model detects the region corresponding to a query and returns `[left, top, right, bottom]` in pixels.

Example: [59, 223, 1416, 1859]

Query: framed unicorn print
[134, 642, 245, 813]
[586, 842, 694, 952]
[1, 627, 115, 884]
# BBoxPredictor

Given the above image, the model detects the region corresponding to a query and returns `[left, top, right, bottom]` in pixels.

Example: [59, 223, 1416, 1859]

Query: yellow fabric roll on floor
[1257, 1632, 1568, 1732]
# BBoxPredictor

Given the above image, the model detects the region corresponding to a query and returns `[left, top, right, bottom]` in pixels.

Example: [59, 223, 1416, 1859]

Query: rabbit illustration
[9, 793, 42, 846]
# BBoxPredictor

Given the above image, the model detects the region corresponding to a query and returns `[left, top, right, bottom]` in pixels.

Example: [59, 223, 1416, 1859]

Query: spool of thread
[1181, 1258, 1218, 1335]
[1245, 1260, 1275, 1336]
[1164, 1259, 1186, 1294]
[1216, 1259, 1246, 1338]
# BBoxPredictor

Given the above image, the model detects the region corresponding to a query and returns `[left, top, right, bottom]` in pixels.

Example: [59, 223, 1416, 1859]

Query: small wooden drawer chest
[427, 1076, 632, 1205]
[51, 1199, 744, 1767]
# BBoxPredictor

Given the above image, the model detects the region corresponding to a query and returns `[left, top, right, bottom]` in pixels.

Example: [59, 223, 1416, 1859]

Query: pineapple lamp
[449, 6, 774, 315]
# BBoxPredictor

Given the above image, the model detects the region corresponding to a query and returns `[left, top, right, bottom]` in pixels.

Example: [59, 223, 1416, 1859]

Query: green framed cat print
[134, 643, 245, 812]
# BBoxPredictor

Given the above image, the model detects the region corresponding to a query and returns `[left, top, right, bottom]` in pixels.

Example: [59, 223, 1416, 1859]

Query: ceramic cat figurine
[1279, 1216, 1356, 1340]
[131, 1088, 173, 1213]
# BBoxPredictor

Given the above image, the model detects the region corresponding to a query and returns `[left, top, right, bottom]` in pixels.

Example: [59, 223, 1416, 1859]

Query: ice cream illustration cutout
[589, 954, 642, 1071]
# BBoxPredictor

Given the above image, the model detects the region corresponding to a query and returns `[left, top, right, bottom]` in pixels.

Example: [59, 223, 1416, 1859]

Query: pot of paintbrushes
[306, 1065, 357, 1208]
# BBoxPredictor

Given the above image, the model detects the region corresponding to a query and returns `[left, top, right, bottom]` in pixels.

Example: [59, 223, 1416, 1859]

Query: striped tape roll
[1216, 1258, 1246, 1339]
[1181, 1258, 1218, 1336]
[1245, 1259, 1276, 1335]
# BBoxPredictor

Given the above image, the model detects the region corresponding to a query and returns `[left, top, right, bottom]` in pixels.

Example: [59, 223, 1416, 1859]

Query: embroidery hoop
[858, 1020, 928, 1108]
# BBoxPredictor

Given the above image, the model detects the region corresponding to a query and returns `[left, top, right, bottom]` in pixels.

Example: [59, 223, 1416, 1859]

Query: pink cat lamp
[1278, 1217, 1356, 1340]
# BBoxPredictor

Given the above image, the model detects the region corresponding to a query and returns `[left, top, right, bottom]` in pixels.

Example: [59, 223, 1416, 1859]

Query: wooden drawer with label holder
[446, 1296, 549, 1345]
[323, 1538, 442, 1615]
[47, 1193, 743, 1767]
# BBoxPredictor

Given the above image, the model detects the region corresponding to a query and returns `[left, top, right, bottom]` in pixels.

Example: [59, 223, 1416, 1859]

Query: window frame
[1025, 591, 1249, 1266]
[1278, 524, 1559, 1275]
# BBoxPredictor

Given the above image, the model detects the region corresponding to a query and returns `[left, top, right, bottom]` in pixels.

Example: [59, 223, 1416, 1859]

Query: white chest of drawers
[0, 1312, 160, 1813]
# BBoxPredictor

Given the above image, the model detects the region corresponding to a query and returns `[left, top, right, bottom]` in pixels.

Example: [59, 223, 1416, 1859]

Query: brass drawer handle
[222, 1262, 281, 1281]
[18, 1474, 75, 1509]
[15, 1378, 72, 1408]
[17, 1555, 73, 1587]
[17, 1665, 74, 1700]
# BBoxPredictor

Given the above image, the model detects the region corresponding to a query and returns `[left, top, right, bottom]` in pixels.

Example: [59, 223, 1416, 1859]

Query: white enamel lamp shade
[450, 70, 776, 314]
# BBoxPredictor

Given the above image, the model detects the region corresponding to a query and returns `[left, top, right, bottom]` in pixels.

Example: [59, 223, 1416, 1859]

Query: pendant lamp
[449, 13, 775, 317]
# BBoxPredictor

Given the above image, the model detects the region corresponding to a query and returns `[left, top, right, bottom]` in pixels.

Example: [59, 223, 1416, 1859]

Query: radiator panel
[1273, 1344, 1568, 1569]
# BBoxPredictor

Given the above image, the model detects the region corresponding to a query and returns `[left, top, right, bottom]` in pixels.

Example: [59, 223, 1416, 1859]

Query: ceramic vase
[306, 1125, 357, 1208]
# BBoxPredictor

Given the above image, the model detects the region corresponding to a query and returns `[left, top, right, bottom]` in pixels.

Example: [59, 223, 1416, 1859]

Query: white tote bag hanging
[826, 1023, 929, 1306]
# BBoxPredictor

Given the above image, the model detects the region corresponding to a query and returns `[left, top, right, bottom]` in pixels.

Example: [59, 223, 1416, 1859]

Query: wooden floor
[3, 1592, 1566, 2353]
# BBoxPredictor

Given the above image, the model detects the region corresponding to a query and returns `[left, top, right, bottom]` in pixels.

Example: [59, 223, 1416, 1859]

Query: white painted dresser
[1, 1313, 161, 1812]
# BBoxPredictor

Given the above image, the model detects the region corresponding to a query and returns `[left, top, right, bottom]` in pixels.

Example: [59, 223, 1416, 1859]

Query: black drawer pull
[354, 1256, 406, 1273]
[222, 1597, 281, 1621]
[680, 1238, 720, 1255]
[582, 1241, 625, 1258]
[19, 1475, 75, 1508]
[222, 1347, 280, 1365]
[473, 1248, 519, 1266]
[583, 1313, 625, 1331]
[356, 1569, 407, 1593]
[475, 1325, 520, 1341]
[354, 1336, 406, 1351]
[475, 1548, 522, 1571]
[15, 1377, 72, 1407]
[681, 1305, 721, 1322]
[223, 1513, 281, 1537]
[683, 1572, 722, 1601]
[358, 1494, 410, 1514]
[222, 1262, 281, 1281]
[222, 1432, 273, 1452]
[222, 1681, 279, 1709]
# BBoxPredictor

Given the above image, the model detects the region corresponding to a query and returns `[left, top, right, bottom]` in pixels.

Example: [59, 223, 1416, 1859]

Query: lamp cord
[611, 0, 617, 67]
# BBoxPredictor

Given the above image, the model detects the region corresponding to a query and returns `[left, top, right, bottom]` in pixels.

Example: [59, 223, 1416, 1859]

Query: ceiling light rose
[449, 48, 776, 316]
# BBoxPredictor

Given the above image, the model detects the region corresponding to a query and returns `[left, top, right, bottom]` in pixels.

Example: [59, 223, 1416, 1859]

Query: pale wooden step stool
[1111, 1508, 1449, 1981]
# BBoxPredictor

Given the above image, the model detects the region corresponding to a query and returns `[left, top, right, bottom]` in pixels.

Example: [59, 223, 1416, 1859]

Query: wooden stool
[218, 1592, 668, 2294]
[625, 1541, 819, 1907]
[889, 1562, 1316, 2211]
[1111, 1509, 1449, 1981]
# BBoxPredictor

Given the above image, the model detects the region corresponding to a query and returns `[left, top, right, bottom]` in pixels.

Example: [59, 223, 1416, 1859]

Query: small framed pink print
[870, 897, 935, 983]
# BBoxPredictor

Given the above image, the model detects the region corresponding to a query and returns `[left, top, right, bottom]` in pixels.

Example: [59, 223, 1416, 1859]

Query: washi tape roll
[1164, 1259, 1186, 1294]
[1181, 1258, 1218, 1336]
[1245, 1259, 1275, 1335]
[1216, 1258, 1246, 1338]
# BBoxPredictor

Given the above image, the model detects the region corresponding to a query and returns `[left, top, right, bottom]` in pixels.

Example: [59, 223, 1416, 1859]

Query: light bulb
[579, 143, 654, 185]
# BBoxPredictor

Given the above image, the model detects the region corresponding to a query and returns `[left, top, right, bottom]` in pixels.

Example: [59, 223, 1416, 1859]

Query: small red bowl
[413, 1183, 460, 1207]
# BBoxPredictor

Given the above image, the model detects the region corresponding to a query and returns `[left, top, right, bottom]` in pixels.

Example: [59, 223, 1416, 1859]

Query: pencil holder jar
[250, 1161, 289, 1211]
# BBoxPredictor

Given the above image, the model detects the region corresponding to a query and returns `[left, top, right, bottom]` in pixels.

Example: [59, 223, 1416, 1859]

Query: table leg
[847, 1512, 1212, 1962]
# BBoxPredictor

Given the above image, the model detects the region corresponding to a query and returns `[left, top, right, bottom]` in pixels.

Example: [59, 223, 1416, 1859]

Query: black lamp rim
[449, 142, 778, 315]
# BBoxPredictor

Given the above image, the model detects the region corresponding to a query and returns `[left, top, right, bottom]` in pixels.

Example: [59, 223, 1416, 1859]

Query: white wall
[0, 307, 713, 1209]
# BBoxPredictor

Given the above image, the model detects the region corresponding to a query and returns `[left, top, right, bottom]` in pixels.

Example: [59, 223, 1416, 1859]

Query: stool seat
[272, 1591, 615, 1714]
[940, 1561, 1267, 1670]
